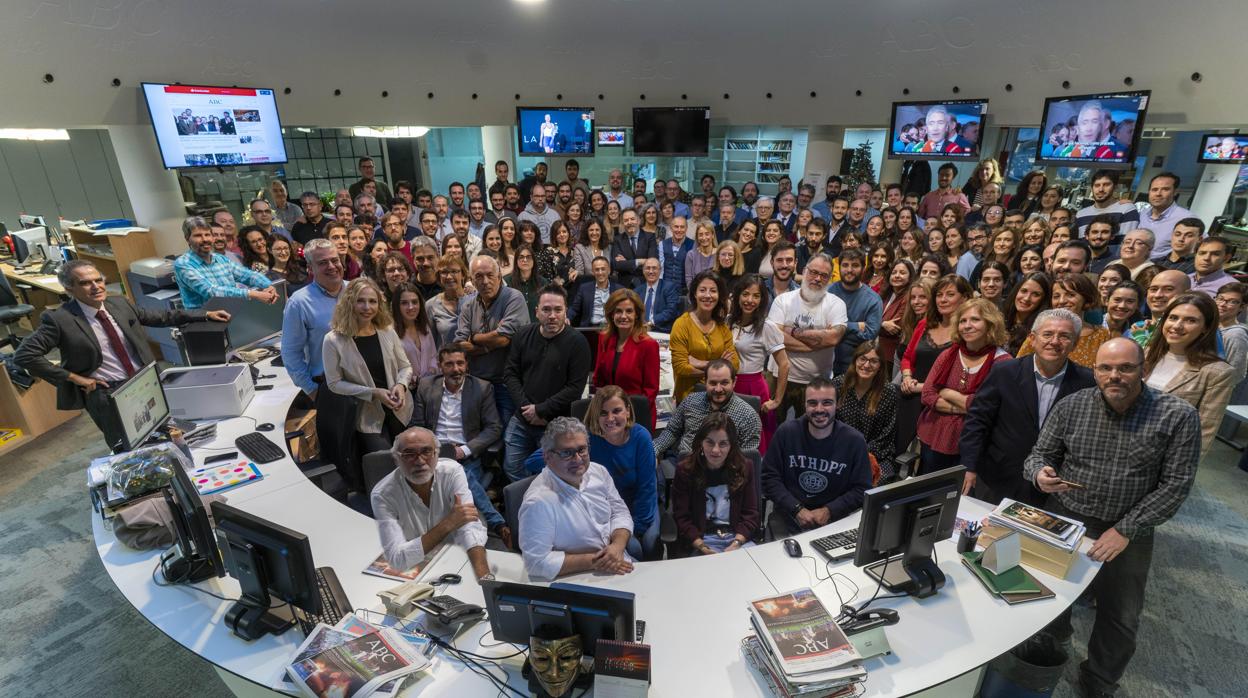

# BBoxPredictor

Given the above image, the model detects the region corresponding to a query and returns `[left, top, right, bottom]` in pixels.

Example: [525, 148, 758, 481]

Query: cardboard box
[979, 523, 1078, 580]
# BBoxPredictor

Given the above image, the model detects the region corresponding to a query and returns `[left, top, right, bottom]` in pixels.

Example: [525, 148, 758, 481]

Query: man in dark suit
[959, 308, 1096, 505]
[15, 260, 229, 450]
[570, 256, 622, 327]
[410, 346, 509, 545]
[610, 208, 657, 289]
[634, 257, 681, 333]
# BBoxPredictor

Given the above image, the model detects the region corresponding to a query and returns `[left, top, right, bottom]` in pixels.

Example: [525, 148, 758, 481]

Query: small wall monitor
[141, 83, 289, 169]
[1034, 90, 1150, 168]
[517, 107, 595, 155]
[1198, 133, 1248, 163]
[598, 128, 626, 146]
[887, 99, 989, 160]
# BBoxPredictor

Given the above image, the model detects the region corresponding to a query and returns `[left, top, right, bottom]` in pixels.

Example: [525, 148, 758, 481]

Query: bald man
[1128, 269, 1191, 346]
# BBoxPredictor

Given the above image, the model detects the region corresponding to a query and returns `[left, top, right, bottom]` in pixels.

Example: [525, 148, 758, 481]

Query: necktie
[645, 287, 655, 322]
[97, 309, 136, 378]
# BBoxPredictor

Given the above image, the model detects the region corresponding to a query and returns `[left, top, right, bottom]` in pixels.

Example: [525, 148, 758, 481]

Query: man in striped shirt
[172, 216, 276, 310]
[1075, 170, 1140, 243]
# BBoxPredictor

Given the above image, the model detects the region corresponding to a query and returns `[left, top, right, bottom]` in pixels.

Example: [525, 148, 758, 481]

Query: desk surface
[93, 355, 1100, 696]
[1, 261, 64, 294]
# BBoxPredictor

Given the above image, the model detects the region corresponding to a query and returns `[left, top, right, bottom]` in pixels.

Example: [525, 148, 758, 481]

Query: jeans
[493, 381, 515, 435]
[460, 457, 505, 529]
[918, 443, 961, 476]
[625, 516, 662, 561]
[503, 415, 545, 482]
[1042, 501, 1156, 696]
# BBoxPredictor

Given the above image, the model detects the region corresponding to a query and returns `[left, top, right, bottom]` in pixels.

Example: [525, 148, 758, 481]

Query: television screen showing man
[890, 101, 985, 157]
[1201, 135, 1248, 162]
[1038, 93, 1148, 164]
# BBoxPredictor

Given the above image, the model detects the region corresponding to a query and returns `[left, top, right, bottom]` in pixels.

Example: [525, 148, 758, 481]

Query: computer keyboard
[235, 431, 285, 464]
[811, 530, 860, 562]
[295, 567, 352, 636]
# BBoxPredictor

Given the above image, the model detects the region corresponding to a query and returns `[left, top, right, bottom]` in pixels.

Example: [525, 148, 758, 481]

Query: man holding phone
[1022, 338, 1199, 698]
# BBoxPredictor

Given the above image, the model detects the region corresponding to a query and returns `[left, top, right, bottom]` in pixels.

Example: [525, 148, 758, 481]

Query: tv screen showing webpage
[141, 83, 289, 169]
[887, 99, 988, 160]
[1035, 90, 1150, 167]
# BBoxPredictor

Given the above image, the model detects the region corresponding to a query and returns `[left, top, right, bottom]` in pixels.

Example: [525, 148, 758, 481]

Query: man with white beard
[371, 427, 494, 579]
[766, 253, 848, 419]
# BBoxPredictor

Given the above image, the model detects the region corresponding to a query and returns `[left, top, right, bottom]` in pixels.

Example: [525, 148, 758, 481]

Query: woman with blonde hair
[962, 157, 1003, 208]
[714, 239, 745, 292]
[583, 385, 660, 559]
[684, 220, 718, 289]
[591, 289, 660, 431]
[323, 277, 413, 485]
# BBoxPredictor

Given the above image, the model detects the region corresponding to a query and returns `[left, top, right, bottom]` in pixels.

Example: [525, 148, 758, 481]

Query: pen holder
[957, 530, 979, 554]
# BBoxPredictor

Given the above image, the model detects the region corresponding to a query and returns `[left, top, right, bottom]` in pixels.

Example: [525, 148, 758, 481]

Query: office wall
[0, 130, 134, 231]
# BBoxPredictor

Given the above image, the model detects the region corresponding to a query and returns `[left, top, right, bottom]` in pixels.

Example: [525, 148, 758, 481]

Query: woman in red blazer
[593, 289, 660, 430]
[671, 413, 760, 557]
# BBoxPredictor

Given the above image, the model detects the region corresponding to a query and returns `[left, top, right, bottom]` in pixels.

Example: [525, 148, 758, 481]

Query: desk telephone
[378, 579, 484, 626]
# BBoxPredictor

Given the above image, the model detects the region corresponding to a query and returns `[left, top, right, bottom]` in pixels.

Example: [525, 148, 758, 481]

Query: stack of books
[987, 499, 1085, 553]
[281, 613, 435, 698]
[743, 588, 867, 698]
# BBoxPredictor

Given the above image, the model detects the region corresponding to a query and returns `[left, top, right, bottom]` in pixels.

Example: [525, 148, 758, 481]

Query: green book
[961, 552, 1041, 595]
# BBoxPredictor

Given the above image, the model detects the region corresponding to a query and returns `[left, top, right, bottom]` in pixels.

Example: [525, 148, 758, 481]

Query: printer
[127, 256, 184, 363]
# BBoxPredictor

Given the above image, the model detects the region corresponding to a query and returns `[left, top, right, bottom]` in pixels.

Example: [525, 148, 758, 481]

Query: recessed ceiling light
[0, 128, 69, 141]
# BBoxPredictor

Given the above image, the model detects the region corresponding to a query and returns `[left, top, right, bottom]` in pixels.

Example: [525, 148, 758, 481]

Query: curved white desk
[93, 355, 1101, 697]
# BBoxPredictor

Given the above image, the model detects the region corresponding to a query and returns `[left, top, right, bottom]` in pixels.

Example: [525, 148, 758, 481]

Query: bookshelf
[65, 226, 157, 301]
[693, 126, 803, 196]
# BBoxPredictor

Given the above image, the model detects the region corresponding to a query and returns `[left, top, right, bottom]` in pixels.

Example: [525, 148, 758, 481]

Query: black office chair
[503, 474, 538, 553]
[570, 394, 653, 433]
[362, 450, 397, 496]
[0, 272, 34, 350]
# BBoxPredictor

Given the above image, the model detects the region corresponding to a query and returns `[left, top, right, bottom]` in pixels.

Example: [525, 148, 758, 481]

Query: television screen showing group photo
[887, 99, 988, 160]
[1035, 90, 1150, 167]
[516, 107, 595, 155]
[597, 128, 626, 146]
[141, 83, 288, 169]
[1198, 133, 1248, 163]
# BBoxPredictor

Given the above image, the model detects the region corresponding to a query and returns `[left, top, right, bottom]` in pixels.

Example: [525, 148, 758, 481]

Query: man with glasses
[956, 223, 990, 280]
[371, 426, 493, 579]
[501, 285, 590, 482]
[248, 198, 293, 242]
[761, 378, 873, 540]
[960, 309, 1095, 505]
[1025, 338, 1199, 698]
[518, 417, 634, 581]
[290, 191, 330, 245]
[767, 254, 848, 418]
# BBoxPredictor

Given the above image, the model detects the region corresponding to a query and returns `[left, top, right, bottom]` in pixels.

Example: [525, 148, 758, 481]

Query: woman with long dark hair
[504, 243, 546, 316]
[583, 386, 661, 559]
[831, 340, 899, 482]
[390, 282, 438, 380]
[728, 275, 790, 453]
[572, 218, 611, 294]
[240, 226, 273, 273]
[1004, 271, 1052, 355]
[538, 219, 575, 287]
[267, 236, 308, 289]
[866, 241, 894, 293]
[1144, 292, 1236, 458]
[592, 289, 660, 431]
[976, 260, 1011, 309]
[671, 413, 759, 557]
[877, 258, 916, 376]
[735, 219, 763, 274]
[670, 270, 738, 403]
[1105, 280, 1145, 337]
[897, 275, 971, 454]
[1009, 171, 1047, 217]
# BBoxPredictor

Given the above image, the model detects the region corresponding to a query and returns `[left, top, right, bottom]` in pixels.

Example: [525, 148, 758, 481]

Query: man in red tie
[15, 260, 229, 450]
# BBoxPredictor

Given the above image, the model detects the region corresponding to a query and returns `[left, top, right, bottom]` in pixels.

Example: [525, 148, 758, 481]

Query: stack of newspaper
[743, 588, 866, 698]
[987, 499, 1086, 552]
[280, 612, 436, 698]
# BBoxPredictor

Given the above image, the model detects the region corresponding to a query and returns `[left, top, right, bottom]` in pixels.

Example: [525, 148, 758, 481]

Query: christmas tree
[845, 140, 877, 189]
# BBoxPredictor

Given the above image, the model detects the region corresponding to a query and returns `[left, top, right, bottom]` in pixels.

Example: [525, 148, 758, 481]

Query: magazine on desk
[748, 588, 861, 677]
[285, 628, 430, 698]
[362, 543, 447, 583]
[988, 499, 1085, 551]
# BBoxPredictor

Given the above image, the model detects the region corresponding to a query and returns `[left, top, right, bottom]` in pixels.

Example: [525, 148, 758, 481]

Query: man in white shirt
[519, 418, 635, 581]
[605, 169, 634, 209]
[767, 253, 848, 419]
[371, 427, 493, 579]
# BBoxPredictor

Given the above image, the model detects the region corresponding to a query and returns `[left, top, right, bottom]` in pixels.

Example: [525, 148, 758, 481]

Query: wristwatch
[480, 573, 495, 582]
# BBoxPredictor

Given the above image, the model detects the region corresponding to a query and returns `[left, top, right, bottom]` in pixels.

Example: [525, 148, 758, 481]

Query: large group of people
[16, 153, 1244, 698]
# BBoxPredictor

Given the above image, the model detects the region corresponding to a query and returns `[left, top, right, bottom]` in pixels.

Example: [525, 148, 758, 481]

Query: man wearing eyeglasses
[1024, 338, 1199, 698]
[248, 198, 293, 243]
[767, 253, 848, 419]
[371, 427, 493, 580]
[519, 417, 634, 582]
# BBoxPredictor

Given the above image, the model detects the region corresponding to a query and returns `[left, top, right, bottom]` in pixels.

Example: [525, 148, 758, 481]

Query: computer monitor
[481, 580, 635, 656]
[161, 461, 223, 583]
[208, 279, 288, 352]
[11, 227, 48, 264]
[109, 362, 171, 452]
[853, 465, 966, 599]
[18, 214, 46, 229]
[211, 500, 319, 640]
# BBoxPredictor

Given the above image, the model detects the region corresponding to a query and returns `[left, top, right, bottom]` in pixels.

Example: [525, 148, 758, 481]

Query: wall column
[802, 126, 845, 192]
[481, 126, 514, 173]
[1190, 164, 1238, 224]
[106, 126, 188, 256]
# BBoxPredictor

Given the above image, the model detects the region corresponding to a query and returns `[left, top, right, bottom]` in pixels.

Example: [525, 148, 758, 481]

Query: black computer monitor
[161, 461, 224, 583]
[210, 500, 319, 640]
[853, 465, 966, 599]
[481, 580, 635, 656]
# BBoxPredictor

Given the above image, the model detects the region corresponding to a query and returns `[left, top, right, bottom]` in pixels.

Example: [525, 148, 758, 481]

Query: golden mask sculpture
[528, 633, 584, 697]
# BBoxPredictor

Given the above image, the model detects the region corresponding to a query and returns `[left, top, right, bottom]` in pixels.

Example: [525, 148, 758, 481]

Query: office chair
[362, 450, 397, 496]
[503, 474, 538, 553]
[0, 272, 34, 350]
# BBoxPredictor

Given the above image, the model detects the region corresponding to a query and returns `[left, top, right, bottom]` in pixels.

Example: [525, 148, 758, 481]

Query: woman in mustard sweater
[670, 270, 739, 403]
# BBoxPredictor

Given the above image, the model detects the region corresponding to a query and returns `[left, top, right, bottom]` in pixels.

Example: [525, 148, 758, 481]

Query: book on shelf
[748, 588, 861, 678]
[285, 628, 431, 698]
[987, 498, 1085, 552]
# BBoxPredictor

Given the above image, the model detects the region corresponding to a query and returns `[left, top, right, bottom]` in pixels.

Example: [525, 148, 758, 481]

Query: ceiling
[0, 0, 1244, 130]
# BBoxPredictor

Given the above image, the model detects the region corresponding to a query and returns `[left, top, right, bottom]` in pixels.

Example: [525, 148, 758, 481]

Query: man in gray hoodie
[519, 182, 561, 244]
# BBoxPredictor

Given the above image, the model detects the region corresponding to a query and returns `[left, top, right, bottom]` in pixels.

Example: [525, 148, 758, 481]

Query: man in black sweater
[502, 284, 591, 482]
[761, 378, 873, 540]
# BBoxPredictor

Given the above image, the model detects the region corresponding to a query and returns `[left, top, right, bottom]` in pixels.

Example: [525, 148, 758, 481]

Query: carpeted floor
[2, 411, 1245, 697]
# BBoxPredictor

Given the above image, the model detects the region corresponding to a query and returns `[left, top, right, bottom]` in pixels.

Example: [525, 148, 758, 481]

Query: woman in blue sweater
[584, 385, 660, 560]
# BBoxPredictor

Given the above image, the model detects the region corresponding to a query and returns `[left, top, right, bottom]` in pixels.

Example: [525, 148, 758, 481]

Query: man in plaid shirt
[173, 216, 277, 310]
[1024, 337, 1200, 698]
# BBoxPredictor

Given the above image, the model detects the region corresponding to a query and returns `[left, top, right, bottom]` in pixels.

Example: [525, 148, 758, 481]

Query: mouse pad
[190, 462, 263, 496]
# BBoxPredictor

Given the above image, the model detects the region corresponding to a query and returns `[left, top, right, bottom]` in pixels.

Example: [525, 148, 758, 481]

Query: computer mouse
[256, 422, 275, 432]
[783, 538, 802, 558]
